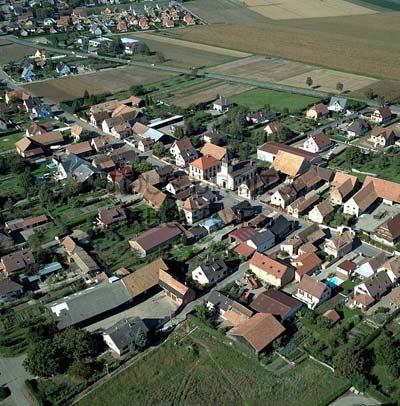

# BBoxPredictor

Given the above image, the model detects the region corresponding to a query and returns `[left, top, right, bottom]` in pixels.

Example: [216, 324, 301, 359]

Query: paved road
[330, 391, 381, 406]
[0, 355, 36, 406]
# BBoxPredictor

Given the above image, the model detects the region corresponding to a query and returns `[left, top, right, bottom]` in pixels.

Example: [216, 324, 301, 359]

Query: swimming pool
[326, 276, 344, 288]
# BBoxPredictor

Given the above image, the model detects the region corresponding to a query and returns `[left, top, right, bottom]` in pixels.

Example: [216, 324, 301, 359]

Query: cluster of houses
[3, 2, 197, 37]
[3, 85, 400, 358]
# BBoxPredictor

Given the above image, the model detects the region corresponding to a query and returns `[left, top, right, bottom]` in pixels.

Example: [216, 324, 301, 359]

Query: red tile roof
[250, 252, 290, 280]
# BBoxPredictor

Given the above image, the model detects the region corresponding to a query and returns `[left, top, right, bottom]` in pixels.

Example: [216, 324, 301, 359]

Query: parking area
[85, 291, 178, 333]
[355, 203, 400, 233]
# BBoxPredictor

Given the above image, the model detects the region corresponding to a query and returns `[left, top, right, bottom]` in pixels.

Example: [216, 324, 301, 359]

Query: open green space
[231, 88, 319, 112]
[0, 132, 24, 153]
[77, 319, 349, 406]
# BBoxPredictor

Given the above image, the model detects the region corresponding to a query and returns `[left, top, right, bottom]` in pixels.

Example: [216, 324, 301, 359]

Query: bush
[0, 386, 10, 400]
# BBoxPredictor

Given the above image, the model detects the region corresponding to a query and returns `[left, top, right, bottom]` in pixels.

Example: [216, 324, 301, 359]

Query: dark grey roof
[249, 229, 275, 246]
[104, 317, 148, 351]
[269, 215, 291, 238]
[61, 154, 97, 180]
[199, 258, 227, 280]
[46, 281, 132, 329]
[0, 279, 23, 295]
[207, 290, 232, 312]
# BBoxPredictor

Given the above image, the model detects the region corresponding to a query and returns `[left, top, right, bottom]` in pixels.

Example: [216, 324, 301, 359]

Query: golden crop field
[23, 66, 175, 102]
[243, 0, 376, 20]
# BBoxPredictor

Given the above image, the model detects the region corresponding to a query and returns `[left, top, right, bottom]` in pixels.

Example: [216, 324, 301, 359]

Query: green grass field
[0, 131, 23, 153]
[78, 320, 349, 406]
[231, 88, 319, 112]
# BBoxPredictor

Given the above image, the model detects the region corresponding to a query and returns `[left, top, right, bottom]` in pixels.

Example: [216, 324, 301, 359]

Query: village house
[356, 252, 387, 279]
[287, 194, 320, 218]
[353, 271, 392, 310]
[327, 96, 348, 113]
[303, 132, 334, 153]
[0, 280, 24, 303]
[343, 182, 378, 217]
[181, 194, 210, 225]
[5, 215, 48, 234]
[159, 269, 195, 307]
[246, 229, 276, 252]
[0, 250, 35, 276]
[308, 200, 334, 224]
[336, 259, 357, 277]
[373, 213, 400, 247]
[346, 119, 369, 138]
[132, 179, 167, 211]
[169, 137, 198, 167]
[330, 172, 359, 206]
[192, 258, 228, 286]
[370, 106, 392, 124]
[165, 176, 192, 199]
[249, 252, 294, 287]
[96, 206, 127, 228]
[306, 103, 329, 120]
[70, 124, 84, 141]
[272, 150, 310, 177]
[66, 141, 93, 157]
[189, 155, 221, 181]
[280, 236, 303, 257]
[227, 313, 285, 354]
[264, 121, 281, 136]
[294, 275, 331, 309]
[291, 252, 322, 281]
[380, 257, 400, 284]
[369, 126, 396, 148]
[257, 141, 319, 164]
[129, 222, 186, 257]
[270, 183, 300, 209]
[238, 168, 280, 200]
[137, 137, 154, 153]
[213, 96, 233, 113]
[103, 317, 149, 356]
[200, 143, 227, 161]
[323, 230, 354, 258]
[250, 290, 303, 321]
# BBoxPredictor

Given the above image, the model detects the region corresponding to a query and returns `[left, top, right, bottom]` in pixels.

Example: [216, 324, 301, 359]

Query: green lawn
[0, 131, 23, 153]
[231, 88, 320, 112]
[78, 320, 349, 406]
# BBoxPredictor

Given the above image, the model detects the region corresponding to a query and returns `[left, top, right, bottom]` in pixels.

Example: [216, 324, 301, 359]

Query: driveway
[0, 355, 36, 406]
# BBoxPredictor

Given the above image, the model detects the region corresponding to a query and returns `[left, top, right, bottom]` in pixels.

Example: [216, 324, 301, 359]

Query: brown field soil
[280, 68, 378, 93]
[209, 55, 315, 82]
[165, 80, 253, 107]
[132, 32, 250, 58]
[167, 12, 400, 80]
[0, 42, 34, 63]
[113, 34, 239, 68]
[243, 0, 376, 20]
[23, 66, 175, 102]
[350, 80, 400, 102]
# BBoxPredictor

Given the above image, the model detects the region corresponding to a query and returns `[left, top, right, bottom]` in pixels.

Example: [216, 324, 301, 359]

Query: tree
[129, 84, 146, 96]
[159, 199, 178, 222]
[39, 183, 55, 207]
[137, 42, 151, 56]
[365, 88, 375, 100]
[333, 346, 367, 379]
[152, 142, 165, 157]
[134, 328, 148, 350]
[24, 339, 64, 377]
[132, 159, 152, 175]
[174, 127, 185, 139]
[83, 89, 90, 100]
[306, 77, 313, 87]
[18, 168, 36, 198]
[185, 118, 195, 135]
[336, 82, 344, 92]
[68, 360, 94, 381]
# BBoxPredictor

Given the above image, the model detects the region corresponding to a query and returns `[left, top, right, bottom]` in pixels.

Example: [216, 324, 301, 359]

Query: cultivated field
[350, 80, 400, 102]
[169, 7, 400, 80]
[209, 55, 378, 93]
[23, 66, 175, 102]
[209, 56, 314, 82]
[231, 88, 320, 112]
[158, 78, 253, 108]
[0, 41, 34, 64]
[243, 0, 376, 20]
[133, 32, 251, 58]
[77, 320, 348, 406]
[280, 68, 378, 93]
[115, 34, 241, 68]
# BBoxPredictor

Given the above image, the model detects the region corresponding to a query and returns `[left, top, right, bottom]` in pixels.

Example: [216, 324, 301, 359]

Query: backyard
[77, 319, 349, 406]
